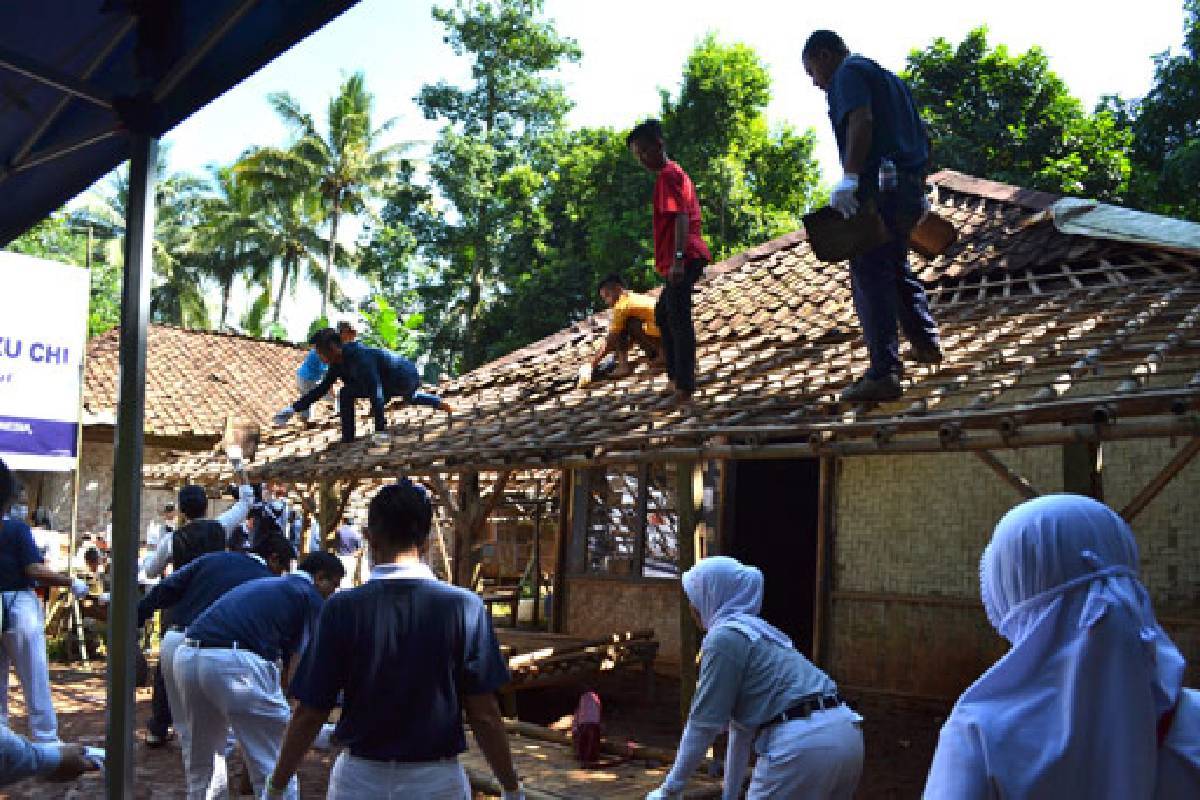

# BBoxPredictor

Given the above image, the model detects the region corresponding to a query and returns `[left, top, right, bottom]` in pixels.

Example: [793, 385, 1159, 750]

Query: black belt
[348, 750, 459, 765]
[764, 693, 845, 727]
[183, 637, 277, 663]
[166, 625, 185, 633]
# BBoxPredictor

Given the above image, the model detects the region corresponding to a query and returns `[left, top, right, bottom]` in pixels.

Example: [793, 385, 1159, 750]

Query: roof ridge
[928, 169, 1059, 211]
[92, 322, 307, 350]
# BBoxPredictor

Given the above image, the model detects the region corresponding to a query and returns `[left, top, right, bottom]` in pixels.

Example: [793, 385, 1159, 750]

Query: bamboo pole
[1121, 436, 1200, 522]
[974, 451, 1040, 500]
[676, 460, 701, 725]
[145, 397, 1200, 484]
[68, 337, 89, 667]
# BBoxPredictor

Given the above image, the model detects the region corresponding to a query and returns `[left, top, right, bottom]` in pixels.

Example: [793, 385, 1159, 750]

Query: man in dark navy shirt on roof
[265, 480, 524, 799]
[273, 327, 454, 443]
[803, 30, 942, 403]
[173, 551, 343, 800]
[136, 531, 294, 784]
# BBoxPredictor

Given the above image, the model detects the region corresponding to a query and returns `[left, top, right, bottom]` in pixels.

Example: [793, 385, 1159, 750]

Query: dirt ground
[3, 664, 945, 799]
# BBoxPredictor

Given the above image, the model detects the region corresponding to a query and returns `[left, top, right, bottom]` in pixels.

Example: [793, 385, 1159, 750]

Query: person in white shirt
[141, 487, 252, 581]
[144, 502, 175, 549]
[924, 494, 1200, 799]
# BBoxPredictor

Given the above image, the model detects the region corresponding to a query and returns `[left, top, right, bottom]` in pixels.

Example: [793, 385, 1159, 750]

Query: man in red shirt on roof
[627, 119, 711, 405]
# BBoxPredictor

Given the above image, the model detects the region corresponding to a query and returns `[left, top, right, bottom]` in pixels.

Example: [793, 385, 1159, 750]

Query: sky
[153, 0, 1187, 340]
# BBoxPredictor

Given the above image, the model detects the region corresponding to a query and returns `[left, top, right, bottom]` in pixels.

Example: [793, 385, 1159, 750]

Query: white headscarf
[926, 494, 1186, 799]
[681, 556, 792, 649]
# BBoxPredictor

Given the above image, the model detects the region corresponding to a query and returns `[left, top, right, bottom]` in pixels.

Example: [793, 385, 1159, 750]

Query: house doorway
[724, 458, 822, 657]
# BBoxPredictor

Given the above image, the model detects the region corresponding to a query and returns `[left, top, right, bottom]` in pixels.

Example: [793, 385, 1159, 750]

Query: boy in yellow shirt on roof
[588, 273, 664, 380]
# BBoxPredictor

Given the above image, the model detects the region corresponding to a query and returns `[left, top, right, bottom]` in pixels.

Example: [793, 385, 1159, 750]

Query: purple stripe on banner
[0, 416, 77, 458]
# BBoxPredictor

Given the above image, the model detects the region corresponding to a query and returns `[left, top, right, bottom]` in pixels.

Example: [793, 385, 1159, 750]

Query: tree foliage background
[5, 0, 1196, 371]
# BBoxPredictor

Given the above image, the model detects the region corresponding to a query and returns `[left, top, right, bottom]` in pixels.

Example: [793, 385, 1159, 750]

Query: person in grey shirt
[648, 556, 863, 800]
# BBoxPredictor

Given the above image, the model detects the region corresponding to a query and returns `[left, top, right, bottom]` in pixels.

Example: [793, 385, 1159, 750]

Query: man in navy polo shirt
[137, 531, 294, 784]
[265, 480, 523, 799]
[0, 459, 88, 744]
[802, 29, 942, 403]
[173, 552, 344, 800]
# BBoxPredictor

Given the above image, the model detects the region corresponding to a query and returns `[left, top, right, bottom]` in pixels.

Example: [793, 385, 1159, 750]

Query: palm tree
[238, 72, 404, 319]
[74, 157, 211, 328]
[194, 166, 272, 328]
[236, 150, 328, 324]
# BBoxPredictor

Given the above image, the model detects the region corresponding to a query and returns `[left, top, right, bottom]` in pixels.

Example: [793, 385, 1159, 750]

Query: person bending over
[588, 273, 664, 381]
[274, 328, 453, 443]
[650, 557, 863, 799]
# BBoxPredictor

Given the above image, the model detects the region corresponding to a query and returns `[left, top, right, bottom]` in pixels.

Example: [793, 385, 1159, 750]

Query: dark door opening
[725, 458, 821, 658]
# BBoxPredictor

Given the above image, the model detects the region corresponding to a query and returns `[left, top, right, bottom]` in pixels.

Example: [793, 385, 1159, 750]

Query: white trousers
[328, 752, 471, 800]
[174, 645, 298, 800]
[748, 707, 864, 799]
[159, 631, 188, 759]
[0, 590, 57, 742]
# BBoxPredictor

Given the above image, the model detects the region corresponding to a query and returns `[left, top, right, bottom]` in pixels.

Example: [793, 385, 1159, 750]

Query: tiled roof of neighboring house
[85, 324, 306, 443]
[149, 171, 1200, 483]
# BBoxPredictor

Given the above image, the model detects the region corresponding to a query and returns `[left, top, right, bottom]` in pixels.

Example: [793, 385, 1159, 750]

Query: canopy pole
[68, 328, 90, 668]
[106, 134, 157, 799]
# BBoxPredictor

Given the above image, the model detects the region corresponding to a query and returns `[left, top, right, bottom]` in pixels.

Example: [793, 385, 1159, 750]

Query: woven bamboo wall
[563, 576, 681, 666]
[831, 441, 1200, 699]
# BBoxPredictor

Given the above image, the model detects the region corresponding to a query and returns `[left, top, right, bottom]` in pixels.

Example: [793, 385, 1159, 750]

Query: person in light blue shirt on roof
[295, 347, 329, 423]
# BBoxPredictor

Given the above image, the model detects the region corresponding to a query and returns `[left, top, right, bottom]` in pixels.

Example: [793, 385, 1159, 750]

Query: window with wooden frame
[575, 462, 721, 579]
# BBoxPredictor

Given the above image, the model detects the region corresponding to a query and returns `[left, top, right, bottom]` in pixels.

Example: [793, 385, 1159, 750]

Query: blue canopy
[0, 0, 358, 245]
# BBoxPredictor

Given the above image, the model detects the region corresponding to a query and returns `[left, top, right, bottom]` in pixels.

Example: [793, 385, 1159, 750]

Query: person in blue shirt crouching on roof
[264, 479, 525, 799]
[274, 328, 453, 443]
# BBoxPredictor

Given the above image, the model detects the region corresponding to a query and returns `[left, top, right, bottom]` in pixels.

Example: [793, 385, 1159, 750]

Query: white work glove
[501, 786, 526, 800]
[260, 779, 287, 799]
[646, 786, 683, 800]
[578, 363, 593, 387]
[272, 406, 294, 427]
[830, 173, 860, 219]
[70, 578, 89, 599]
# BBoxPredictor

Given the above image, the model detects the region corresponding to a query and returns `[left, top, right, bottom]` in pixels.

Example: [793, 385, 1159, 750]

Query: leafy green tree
[233, 147, 328, 325]
[240, 72, 404, 319]
[904, 27, 1132, 200]
[415, 0, 581, 371]
[194, 166, 273, 328]
[5, 214, 121, 337]
[73, 156, 212, 328]
[661, 34, 823, 258]
[1124, 1, 1200, 219]
[357, 294, 424, 359]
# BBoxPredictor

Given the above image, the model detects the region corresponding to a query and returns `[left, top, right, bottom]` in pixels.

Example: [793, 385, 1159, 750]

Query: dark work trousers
[654, 259, 706, 393]
[147, 661, 171, 737]
[848, 177, 940, 379]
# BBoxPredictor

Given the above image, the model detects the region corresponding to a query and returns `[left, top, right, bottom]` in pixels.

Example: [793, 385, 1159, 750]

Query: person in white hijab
[925, 493, 1200, 799]
[648, 556, 863, 799]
